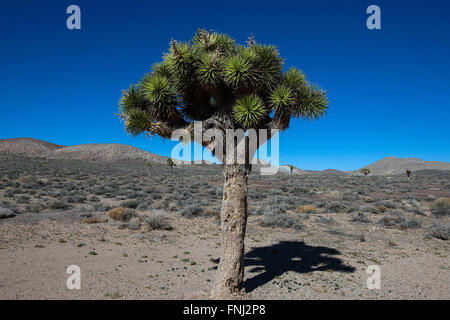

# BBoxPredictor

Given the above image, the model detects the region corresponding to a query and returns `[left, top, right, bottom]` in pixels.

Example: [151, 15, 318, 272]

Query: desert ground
[0, 155, 449, 300]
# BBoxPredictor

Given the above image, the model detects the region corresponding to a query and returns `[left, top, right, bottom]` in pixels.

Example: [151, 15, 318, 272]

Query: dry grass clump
[430, 197, 450, 216]
[0, 207, 15, 219]
[425, 221, 449, 240]
[204, 207, 219, 218]
[83, 217, 106, 224]
[298, 205, 317, 214]
[108, 208, 126, 221]
[152, 200, 166, 209]
[144, 212, 172, 230]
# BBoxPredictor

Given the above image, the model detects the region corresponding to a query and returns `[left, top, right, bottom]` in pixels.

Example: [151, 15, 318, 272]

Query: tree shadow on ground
[243, 241, 355, 293]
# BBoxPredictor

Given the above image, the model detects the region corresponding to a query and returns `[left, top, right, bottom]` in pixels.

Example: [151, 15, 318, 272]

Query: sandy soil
[0, 156, 448, 299]
[1, 210, 448, 300]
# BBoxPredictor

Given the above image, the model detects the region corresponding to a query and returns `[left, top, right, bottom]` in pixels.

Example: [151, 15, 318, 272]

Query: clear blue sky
[1, 0, 449, 170]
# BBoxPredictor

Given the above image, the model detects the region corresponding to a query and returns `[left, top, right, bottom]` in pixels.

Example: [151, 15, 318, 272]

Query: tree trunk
[210, 163, 251, 299]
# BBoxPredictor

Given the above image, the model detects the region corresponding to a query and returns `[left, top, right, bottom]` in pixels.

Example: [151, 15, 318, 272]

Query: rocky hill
[1, 138, 449, 175]
[0, 137, 64, 157]
[0, 138, 167, 164]
[354, 156, 450, 175]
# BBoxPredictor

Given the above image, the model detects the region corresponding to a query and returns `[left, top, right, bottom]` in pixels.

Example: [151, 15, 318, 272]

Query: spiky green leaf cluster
[196, 51, 224, 86]
[139, 75, 177, 119]
[118, 29, 328, 137]
[233, 94, 265, 128]
[224, 55, 258, 88]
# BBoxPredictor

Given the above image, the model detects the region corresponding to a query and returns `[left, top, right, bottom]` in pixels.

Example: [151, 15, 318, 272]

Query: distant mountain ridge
[353, 156, 450, 175]
[0, 138, 449, 175]
[0, 137, 168, 164]
[0, 137, 64, 156]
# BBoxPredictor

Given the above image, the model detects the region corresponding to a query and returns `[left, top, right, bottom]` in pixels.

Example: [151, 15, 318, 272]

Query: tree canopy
[118, 29, 328, 149]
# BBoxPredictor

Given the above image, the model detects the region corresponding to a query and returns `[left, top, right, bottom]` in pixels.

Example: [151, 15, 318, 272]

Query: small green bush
[430, 198, 450, 216]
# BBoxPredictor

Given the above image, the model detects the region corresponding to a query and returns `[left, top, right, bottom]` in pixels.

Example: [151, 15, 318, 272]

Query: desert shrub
[298, 205, 317, 214]
[342, 192, 359, 201]
[47, 200, 72, 211]
[377, 212, 420, 229]
[430, 198, 450, 216]
[352, 187, 365, 194]
[214, 187, 223, 196]
[17, 195, 30, 204]
[342, 205, 357, 213]
[121, 199, 141, 209]
[351, 212, 370, 223]
[122, 190, 146, 199]
[165, 202, 177, 211]
[83, 217, 103, 224]
[316, 216, 335, 224]
[376, 199, 396, 209]
[144, 212, 172, 230]
[262, 210, 303, 230]
[405, 199, 424, 215]
[88, 195, 100, 202]
[25, 201, 46, 213]
[126, 217, 141, 230]
[3, 189, 15, 198]
[377, 215, 397, 227]
[325, 202, 349, 213]
[248, 190, 266, 200]
[91, 202, 111, 212]
[204, 207, 219, 217]
[359, 204, 379, 214]
[65, 195, 86, 203]
[269, 189, 282, 196]
[108, 208, 130, 222]
[292, 186, 309, 194]
[136, 202, 152, 211]
[152, 200, 166, 210]
[249, 206, 264, 216]
[181, 205, 203, 218]
[267, 197, 284, 205]
[143, 186, 155, 194]
[0, 207, 15, 219]
[172, 190, 190, 201]
[425, 221, 449, 240]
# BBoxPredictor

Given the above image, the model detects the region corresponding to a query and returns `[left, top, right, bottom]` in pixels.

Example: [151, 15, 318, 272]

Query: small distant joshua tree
[406, 169, 411, 181]
[117, 29, 328, 299]
[361, 168, 370, 176]
[286, 164, 295, 173]
[167, 157, 176, 170]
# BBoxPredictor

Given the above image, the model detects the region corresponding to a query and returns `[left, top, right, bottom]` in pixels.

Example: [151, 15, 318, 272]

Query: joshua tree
[117, 29, 328, 299]
[286, 164, 295, 173]
[167, 157, 176, 171]
[406, 169, 411, 181]
[361, 168, 370, 176]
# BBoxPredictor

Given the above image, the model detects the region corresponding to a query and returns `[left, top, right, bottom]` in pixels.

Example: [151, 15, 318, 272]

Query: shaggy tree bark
[210, 163, 251, 299]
